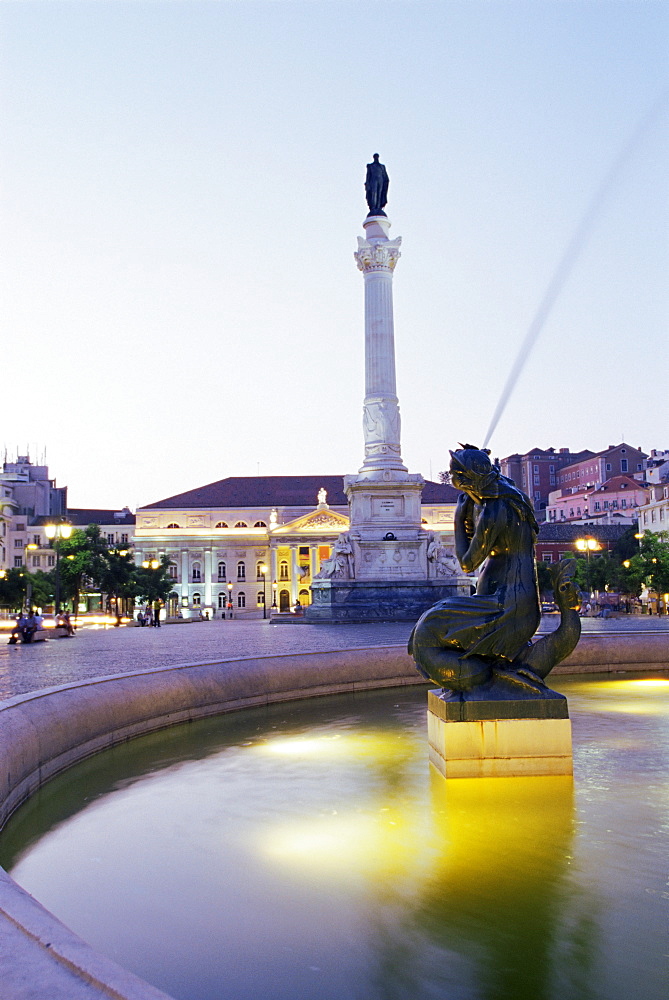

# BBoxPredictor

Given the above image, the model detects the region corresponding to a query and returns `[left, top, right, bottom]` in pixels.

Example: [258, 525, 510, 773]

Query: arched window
[299, 588, 309, 603]
[237, 591, 246, 609]
[215, 521, 228, 529]
[168, 562, 178, 579]
[166, 523, 180, 529]
[192, 593, 201, 607]
[256, 561, 267, 580]
[257, 591, 264, 606]
[217, 592, 226, 609]
[237, 561, 246, 580]
[254, 521, 267, 528]
[279, 560, 289, 580]
[235, 521, 248, 528]
[192, 562, 201, 582]
[217, 561, 226, 580]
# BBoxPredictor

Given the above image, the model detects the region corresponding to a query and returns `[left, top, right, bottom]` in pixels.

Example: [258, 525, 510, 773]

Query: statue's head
[372, 153, 380, 160]
[449, 445, 498, 499]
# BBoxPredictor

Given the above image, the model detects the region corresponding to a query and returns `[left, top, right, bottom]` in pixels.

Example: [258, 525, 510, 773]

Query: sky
[1, 0, 667, 510]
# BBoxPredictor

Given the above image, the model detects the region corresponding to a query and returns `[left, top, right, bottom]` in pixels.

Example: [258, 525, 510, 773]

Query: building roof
[141, 476, 460, 510]
[589, 475, 648, 495]
[66, 507, 136, 526]
[537, 522, 631, 543]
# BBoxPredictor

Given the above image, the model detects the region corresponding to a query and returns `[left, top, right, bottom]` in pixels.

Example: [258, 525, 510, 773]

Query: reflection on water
[0, 675, 667, 1000]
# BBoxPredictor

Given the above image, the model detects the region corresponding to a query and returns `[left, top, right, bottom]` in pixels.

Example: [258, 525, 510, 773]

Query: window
[620, 459, 628, 472]
[549, 465, 555, 473]
[533, 465, 539, 473]
[621, 499, 627, 509]
[237, 561, 246, 580]
[299, 547, 309, 557]
[636, 464, 642, 471]
[256, 561, 266, 580]
[166, 523, 180, 529]
[257, 591, 264, 606]
[14, 556, 22, 567]
[569, 509, 574, 517]
[47, 555, 55, 567]
[279, 561, 289, 580]
[33, 534, 40, 545]
[107, 533, 115, 544]
[594, 502, 600, 511]
[611, 500, 618, 509]
[32, 555, 40, 567]
[235, 522, 248, 528]
[603, 501, 609, 509]
[192, 562, 201, 582]
[651, 509, 656, 522]
[576, 507, 581, 515]
[254, 521, 267, 528]
[534, 476, 540, 485]
[237, 592, 246, 609]
[215, 522, 228, 529]
[192, 593, 201, 607]
[14, 539, 23, 548]
[543, 553, 553, 564]
[606, 463, 612, 472]
[168, 563, 178, 579]
[218, 593, 226, 609]
[217, 561, 226, 580]
[534, 491, 540, 499]
[121, 533, 128, 544]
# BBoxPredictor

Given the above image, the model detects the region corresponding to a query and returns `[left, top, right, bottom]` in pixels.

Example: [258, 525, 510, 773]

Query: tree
[0, 568, 29, 611]
[99, 548, 137, 623]
[133, 556, 174, 608]
[626, 531, 669, 603]
[56, 525, 110, 611]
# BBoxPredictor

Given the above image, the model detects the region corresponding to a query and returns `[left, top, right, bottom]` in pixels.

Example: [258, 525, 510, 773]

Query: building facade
[499, 447, 592, 514]
[135, 475, 459, 617]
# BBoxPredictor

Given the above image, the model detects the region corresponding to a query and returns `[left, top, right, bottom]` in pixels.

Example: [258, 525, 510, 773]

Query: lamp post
[575, 536, 600, 601]
[272, 579, 277, 610]
[227, 580, 233, 619]
[258, 561, 267, 619]
[44, 521, 73, 613]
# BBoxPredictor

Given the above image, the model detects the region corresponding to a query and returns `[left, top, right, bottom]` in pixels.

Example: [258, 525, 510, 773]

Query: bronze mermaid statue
[409, 445, 581, 701]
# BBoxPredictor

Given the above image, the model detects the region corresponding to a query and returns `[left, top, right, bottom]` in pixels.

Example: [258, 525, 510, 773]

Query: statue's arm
[458, 501, 501, 573]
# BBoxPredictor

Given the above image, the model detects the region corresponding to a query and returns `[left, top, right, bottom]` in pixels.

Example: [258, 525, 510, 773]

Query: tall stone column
[354, 217, 407, 478]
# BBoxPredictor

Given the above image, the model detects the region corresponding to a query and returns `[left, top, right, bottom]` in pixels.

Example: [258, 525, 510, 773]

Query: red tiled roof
[141, 476, 459, 510]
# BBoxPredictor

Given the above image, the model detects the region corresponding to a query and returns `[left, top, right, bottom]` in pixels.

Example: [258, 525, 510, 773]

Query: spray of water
[482, 90, 668, 450]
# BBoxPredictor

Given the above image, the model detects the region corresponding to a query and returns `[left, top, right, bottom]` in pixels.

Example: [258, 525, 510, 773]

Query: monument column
[354, 219, 407, 477]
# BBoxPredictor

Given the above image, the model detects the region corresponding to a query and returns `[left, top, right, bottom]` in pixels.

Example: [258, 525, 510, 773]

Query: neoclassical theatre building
[135, 475, 459, 617]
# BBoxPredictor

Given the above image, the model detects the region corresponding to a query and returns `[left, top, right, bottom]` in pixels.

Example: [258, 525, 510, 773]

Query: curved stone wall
[0, 636, 666, 1000]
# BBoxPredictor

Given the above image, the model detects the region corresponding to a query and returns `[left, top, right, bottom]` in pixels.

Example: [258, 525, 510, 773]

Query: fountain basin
[0, 634, 667, 999]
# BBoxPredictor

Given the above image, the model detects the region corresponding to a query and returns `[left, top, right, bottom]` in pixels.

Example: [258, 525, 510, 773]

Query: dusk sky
[2, 1, 667, 510]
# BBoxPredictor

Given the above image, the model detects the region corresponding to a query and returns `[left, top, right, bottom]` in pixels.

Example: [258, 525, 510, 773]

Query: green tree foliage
[133, 556, 173, 606]
[625, 531, 669, 598]
[0, 567, 30, 611]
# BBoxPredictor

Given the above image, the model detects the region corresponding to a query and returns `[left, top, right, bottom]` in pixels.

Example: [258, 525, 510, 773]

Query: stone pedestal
[308, 578, 468, 623]
[427, 689, 573, 778]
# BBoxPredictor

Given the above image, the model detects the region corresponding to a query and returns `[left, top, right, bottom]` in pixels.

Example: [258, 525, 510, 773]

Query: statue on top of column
[365, 154, 389, 217]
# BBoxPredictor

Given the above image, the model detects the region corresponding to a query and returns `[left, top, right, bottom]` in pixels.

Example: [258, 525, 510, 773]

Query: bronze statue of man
[365, 154, 389, 216]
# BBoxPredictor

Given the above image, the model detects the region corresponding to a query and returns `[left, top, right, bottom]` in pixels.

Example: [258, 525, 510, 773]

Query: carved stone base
[427, 690, 573, 778]
[306, 579, 469, 623]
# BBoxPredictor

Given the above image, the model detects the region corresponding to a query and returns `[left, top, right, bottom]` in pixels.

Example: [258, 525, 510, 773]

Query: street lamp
[258, 561, 267, 619]
[44, 521, 72, 613]
[575, 536, 600, 600]
[227, 580, 233, 619]
[272, 579, 277, 609]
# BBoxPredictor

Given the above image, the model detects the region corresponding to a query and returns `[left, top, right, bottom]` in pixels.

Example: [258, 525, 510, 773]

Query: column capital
[354, 236, 402, 273]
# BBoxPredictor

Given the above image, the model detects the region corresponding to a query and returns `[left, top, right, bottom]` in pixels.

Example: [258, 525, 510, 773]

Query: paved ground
[0, 615, 667, 702]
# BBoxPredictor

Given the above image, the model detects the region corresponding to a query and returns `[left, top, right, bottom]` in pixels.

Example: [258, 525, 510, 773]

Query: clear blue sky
[2, 1, 667, 509]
